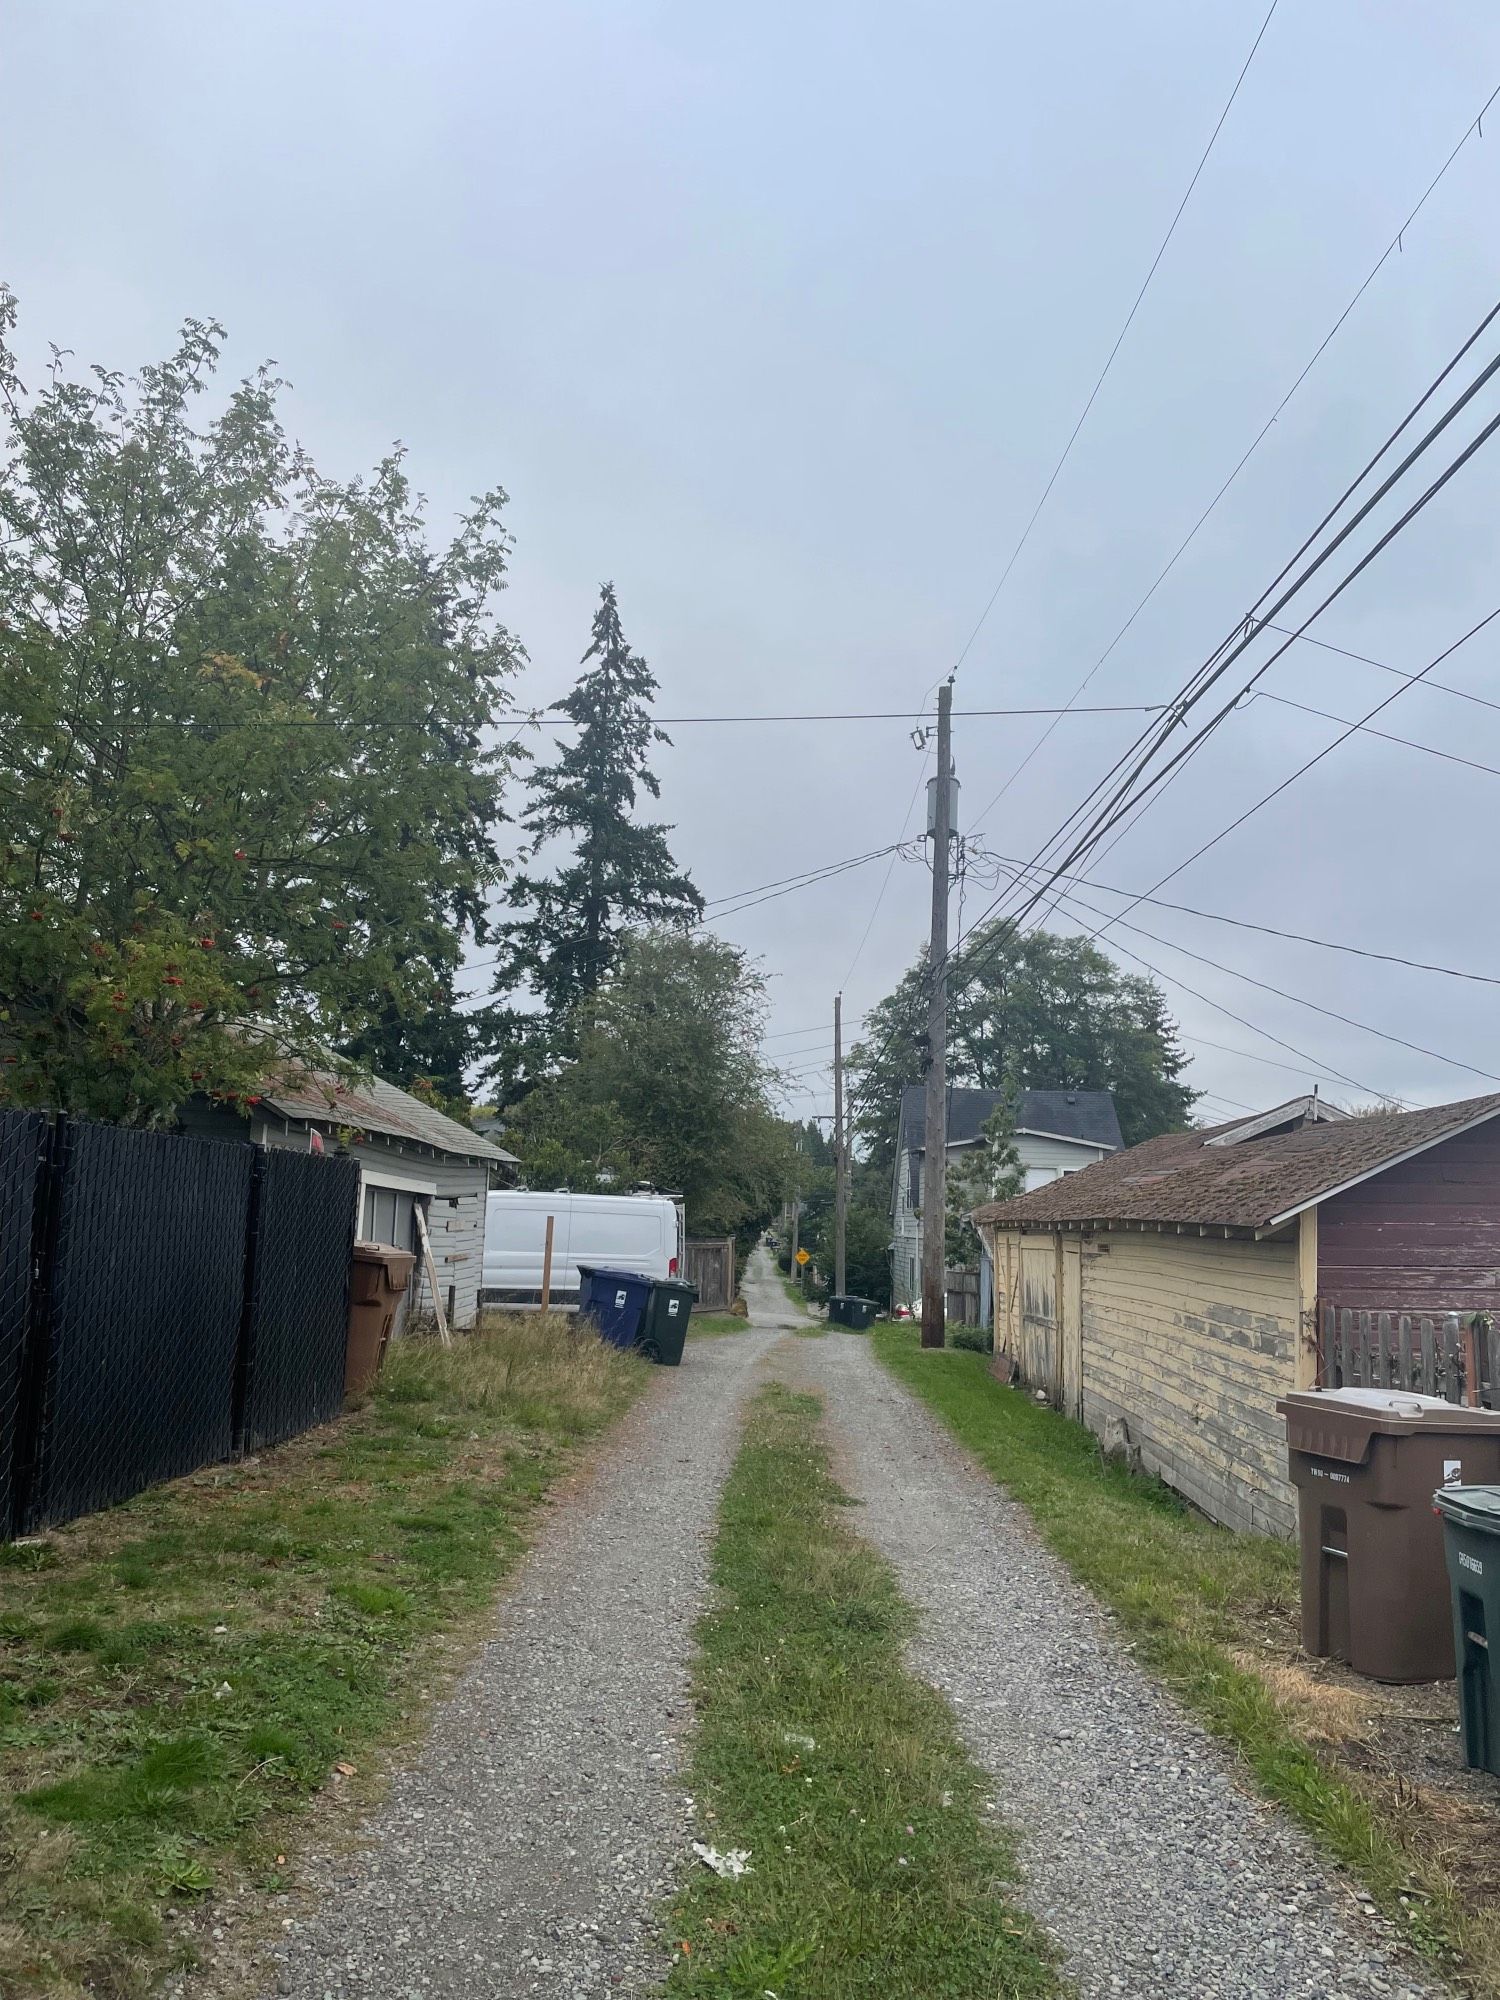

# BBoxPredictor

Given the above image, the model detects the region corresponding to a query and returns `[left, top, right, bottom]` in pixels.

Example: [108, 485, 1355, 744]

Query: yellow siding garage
[1080, 1230, 1299, 1537]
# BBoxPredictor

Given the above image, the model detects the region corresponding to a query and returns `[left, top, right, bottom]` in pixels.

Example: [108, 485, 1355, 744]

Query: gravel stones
[259, 1313, 781, 2000]
[789, 1332, 1441, 2000]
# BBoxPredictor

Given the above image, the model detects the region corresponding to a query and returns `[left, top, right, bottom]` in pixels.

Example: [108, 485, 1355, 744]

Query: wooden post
[1462, 1315, 1481, 1408]
[413, 1204, 450, 1348]
[920, 679, 953, 1349]
[1295, 1208, 1319, 1390]
[540, 1213, 555, 1314]
[833, 992, 847, 1299]
[790, 1137, 801, 1285]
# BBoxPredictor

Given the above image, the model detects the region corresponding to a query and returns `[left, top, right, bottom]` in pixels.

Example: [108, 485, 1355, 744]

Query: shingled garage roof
[971, 1093, 1500, 1235]
[261, 1069, 517, 1165]
[897, 1084, 1122, 1153]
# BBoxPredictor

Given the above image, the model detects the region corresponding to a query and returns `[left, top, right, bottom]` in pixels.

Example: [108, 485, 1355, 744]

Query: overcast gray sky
[8, 0, 1500, 1125]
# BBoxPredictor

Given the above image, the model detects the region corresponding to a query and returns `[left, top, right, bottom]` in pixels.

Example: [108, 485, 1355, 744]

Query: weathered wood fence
[1317, 1303, 1495, 1407]
[684, 1237, 736, 1312]
[945, 1265, 981, 1327]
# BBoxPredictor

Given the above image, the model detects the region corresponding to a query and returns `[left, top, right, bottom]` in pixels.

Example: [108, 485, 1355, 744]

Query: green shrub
[947, 1323, 993, 1354]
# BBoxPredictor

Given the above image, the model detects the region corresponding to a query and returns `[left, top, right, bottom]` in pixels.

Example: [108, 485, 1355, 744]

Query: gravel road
[258, 1295, 787, 2000]
[789, 1330, 1441, 2000]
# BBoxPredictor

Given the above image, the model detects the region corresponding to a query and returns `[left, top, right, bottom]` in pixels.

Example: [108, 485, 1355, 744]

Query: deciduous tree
[506, 929, 792, 1236]
[851, 925, 1195, 1170]
[0, 296, 522, 1123]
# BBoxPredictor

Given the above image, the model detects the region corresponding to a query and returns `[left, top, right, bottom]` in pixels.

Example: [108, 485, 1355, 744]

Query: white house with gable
[889, 1084, 1122, 1309]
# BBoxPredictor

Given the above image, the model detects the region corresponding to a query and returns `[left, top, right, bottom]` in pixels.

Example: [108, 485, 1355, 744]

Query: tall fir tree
[486, 584, 702, 1094]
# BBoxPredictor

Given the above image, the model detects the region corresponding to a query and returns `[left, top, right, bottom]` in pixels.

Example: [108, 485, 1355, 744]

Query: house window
[362, 1183, 422, 1251]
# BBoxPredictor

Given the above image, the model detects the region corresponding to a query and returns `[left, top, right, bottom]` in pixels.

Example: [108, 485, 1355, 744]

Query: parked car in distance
[481, 1189, 683, 1309]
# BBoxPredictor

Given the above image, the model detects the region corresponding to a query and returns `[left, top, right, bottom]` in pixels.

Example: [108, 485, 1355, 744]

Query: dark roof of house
[897, 1083, 1122, 1155]
[261, 1069, 517, 1166]
[971, 1092, 1500, 1233]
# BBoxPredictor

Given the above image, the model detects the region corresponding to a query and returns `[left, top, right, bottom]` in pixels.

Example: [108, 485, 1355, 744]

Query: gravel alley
[255, 1263, 1440, 2000]
[788, 1327, 1440, 2000]
[259, 1278, 798, 2000]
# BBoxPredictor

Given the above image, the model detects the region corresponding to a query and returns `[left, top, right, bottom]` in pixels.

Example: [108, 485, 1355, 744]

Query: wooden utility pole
[833, 992, 847, 1298]
[920, 679, 954, 1348]
[789, 1133, 802, 1286]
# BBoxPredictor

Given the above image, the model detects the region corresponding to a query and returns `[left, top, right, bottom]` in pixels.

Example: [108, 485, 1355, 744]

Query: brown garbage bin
[346, 1241, 417, 1395]
[1278, 1387, 1500, 1681]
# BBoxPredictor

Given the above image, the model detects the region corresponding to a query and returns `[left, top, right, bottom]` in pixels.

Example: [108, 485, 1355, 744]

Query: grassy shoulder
[690, 1313, 753, 1339]
[665, 1380, 1059, 1998]
[0, 1314, 648, 2000]
[874, 1326, 1498, 1991]
[778, 1271, 813, 1313]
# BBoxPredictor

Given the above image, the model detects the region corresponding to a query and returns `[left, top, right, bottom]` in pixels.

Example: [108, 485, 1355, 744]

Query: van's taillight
[669, 1256, 679, 1275]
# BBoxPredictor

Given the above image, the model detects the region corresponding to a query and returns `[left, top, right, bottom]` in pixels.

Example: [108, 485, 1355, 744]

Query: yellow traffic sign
[795, 1247, 810, 1266]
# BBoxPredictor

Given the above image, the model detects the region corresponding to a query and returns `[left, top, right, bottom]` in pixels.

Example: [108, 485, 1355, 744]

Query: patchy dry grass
[665, 1382, 1060, 1999]
[875, 1328, 1500, 1995]
[0, 1313, 647, 1999]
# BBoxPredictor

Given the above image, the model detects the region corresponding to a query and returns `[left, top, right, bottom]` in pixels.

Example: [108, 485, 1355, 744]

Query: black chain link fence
[2, 1118, 361, 1538]
[238, 1149, 359, 1452]
[0, 1111, 47, 1534]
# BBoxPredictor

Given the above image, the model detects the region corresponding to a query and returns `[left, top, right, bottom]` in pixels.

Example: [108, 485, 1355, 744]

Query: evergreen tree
[487, 584, 701, 1090]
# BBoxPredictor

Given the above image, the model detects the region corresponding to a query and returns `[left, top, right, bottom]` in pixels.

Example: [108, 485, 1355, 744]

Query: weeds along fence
[0, 1110, 359, 1539]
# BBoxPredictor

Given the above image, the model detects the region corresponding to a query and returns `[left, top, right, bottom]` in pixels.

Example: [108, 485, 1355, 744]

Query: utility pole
[833, 992, 847, 1298]
[921, 679, 954, 1348]
[789, 1132, 802, 1287]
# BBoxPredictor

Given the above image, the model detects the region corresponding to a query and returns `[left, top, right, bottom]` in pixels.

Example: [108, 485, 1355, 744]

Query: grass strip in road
[874, 1326, 1496, 1991]
[665, 1380, 1060, 1998]
[690, 1313, 754, 1339]
[0, 1314, 648, 2000]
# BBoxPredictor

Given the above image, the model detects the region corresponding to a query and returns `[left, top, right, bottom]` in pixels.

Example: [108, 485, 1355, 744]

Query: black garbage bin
[829, 1295, 877, 1330]
[639, 1278, 697, 1365]
[1434, 1486, 1500, 1774]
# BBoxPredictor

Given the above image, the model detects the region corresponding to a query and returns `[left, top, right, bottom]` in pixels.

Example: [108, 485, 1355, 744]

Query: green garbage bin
[829, 1295, 877, 1331]
[1434, 1486, 1500, 1775]
[639, 1278, 697, 1365]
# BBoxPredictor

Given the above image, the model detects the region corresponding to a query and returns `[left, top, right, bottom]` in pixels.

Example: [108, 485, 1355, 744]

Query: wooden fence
[684, 1237, 736, 1312]
[945, 1265, 980, 1327]
[1317, 1303, 1495, 1407]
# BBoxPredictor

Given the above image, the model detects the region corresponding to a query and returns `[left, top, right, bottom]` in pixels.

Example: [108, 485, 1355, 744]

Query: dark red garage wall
[1317, 1121, 1500, 1312]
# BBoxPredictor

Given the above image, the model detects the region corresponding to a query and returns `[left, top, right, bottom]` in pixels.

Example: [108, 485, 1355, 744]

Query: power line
[950, 301, 1500, 976]
[966, 77, 1500, 835]
[849, 351, 1485, 1117]
[989, 326, 1500, 949]
[508, 702, 1168, 727]
[1261, 621, 1500, 715]
[451, 850, 904, 999]
[1188, 1030, 1392, 1089]
[1252, 688, 1500, 780]
[703, 846, 901, 912]
[1031, 868, 1496, 1089]
[3, 701, 1171, 741]
[974, 847, 1500, 988]
[1045, 906, 1397, 1102]
[842, 750, 932, 989]
[1079, 601, 1500, 944]
[951, 0, 1281, 676]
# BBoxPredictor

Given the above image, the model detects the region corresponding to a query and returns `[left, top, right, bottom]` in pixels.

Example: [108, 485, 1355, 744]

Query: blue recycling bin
[577, 1265, 655, 1350]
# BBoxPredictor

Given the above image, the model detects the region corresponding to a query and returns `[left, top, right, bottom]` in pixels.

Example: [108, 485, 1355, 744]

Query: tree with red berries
[0, 294, 522, 1123]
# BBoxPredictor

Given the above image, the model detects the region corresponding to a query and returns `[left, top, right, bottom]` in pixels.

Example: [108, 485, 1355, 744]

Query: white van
[481, 1190, 683, 1308]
